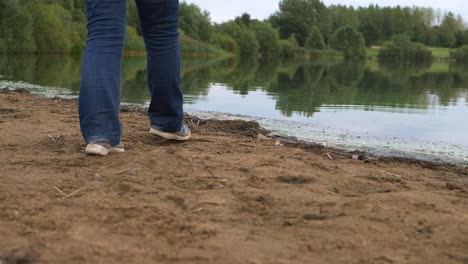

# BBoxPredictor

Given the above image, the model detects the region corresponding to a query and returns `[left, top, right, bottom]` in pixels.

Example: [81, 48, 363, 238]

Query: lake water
[0, 55, 467, 164]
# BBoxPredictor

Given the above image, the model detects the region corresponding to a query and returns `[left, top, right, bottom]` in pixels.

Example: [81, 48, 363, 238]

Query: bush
[30, 3, 75, 53]
[217, 22, 259, 56]
[0, 0, 36, 53]
[294, 47, 309, 57]
[178, 28, 186, 37]
[329, 25, 366, 58]
[70, 42, 85, 56]
[279, 40, 295, 58]
[211, 32, 240, 54]
[279, 35, 299, 58]
[378, 34, 433, 62]
[124, 26, 145, 51]
[305, 26, 325, 49]
[252, 22, 280, 57]
[179, 37, 227, 54]
[179, 2, 214, 42]
[236, 29, 260, 56]
[413, 43, 433, 61]
[451, 45, 468, 62]
[309, 48, 341, 57]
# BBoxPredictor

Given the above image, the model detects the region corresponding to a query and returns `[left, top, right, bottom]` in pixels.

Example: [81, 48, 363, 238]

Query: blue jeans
[79, 0, 183, 146]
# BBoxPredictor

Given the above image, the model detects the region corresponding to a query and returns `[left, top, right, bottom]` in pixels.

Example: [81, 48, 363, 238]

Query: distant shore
[2, 46, 458, 61]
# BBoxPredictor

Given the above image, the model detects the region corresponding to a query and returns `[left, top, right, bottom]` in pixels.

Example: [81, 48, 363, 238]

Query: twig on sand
[190, 208, 205, 213]
[323, 153, 333, 160]
[275, 141, 284, 147]
[48, 135, 63, 142]
[117, 168, 134, 175]
[246, 183, 262, 189]
[238, 143, 256, 148]
[329, 151, 350, 157]
[65, 187, 84, 198]
[257, 133, 271, 141]
[74, 167, 79, 178]
[187, 119, 201, 127]
[53, 186, 66, 196]
[53, 185, 86, 198]
[380, 170, 402, 178]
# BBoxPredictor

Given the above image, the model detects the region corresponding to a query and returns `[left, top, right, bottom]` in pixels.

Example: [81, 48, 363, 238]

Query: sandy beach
[0, 89, 467, 264]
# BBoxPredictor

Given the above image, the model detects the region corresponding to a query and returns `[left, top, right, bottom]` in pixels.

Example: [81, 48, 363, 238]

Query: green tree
[30, 2, 74, 52]
[357, 5, 384, 45]
[329, 26, 366, 58]
[378, 34, 433, 62]
[329, 5, 360, 33]
[217, 21, 260, 56]
[15, 8, 37, 52]
[211, 32, 240, 54]
[279, 34, 299, 58]
[235, 13, 254, 26]
[179, 2, 214, 42]
[410, 7, 433, 44]
[439, 13, 462, 48]
[126, 0, 140, 34]
[252, 22, 280, 57]
[455, 29, 468, 47]
[305, 26, 325, 49]
[0, 0, 36, 53]
[275, 0, 332, 46]
[451, 45, 468, 62]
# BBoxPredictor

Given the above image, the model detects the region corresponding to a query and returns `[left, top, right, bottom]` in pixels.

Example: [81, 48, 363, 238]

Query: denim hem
[150, 123, 182, 133]
[86, 136, 113, 145]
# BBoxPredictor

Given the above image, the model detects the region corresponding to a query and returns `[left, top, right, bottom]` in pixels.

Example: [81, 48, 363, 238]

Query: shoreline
[3, 84, 465, 167]
[187, 109, 468, 167]
[1, 89, 468, 263]
[1, 86, 467, 169]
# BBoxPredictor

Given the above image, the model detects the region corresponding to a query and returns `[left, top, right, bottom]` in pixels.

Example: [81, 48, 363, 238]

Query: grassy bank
[124, 37, 329, 59]
[366, 47, 380, 58]
[367, 46, 454, 60]
[428, 47, 452, 59]
[180, 37, 229, 56]
[308, 48, 343, 59]
[124, 33, 230, 56]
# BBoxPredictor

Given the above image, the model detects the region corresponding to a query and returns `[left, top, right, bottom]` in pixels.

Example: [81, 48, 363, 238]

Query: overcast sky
[184, 0, 467, 24]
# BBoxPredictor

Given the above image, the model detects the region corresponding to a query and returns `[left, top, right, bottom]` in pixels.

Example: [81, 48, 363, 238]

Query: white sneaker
[85, 141, 125, 156]
[149, 124, 191, 141]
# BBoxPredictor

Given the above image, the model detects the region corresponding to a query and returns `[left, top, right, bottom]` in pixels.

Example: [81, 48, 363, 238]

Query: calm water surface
[1, 55, 467, 164]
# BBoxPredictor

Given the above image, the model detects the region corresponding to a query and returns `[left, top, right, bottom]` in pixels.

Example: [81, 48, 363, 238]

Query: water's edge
[1, 80, 466, 167]
[188, 110, 468, 166]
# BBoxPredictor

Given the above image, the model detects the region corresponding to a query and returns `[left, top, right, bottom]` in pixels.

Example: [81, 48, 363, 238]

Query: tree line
[0, 0, 86, 53]
[1, 0, 467, 59]
[182, 0, 468, 60]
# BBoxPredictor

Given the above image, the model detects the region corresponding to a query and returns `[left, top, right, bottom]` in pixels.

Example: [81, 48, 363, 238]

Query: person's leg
[79, 0, 126, 146]
[135, 0, 184, 133]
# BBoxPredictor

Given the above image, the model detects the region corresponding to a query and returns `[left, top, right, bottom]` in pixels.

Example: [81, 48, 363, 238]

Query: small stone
[257, 133, 270, 141]
[127, 168, 140, 176]
[352, 155, 360, 160]
[94, 173, 103, 181]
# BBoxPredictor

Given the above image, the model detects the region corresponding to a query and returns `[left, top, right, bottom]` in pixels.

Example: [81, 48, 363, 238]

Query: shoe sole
[149, 127, 191, 141]
[86, 144, 125, 156]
